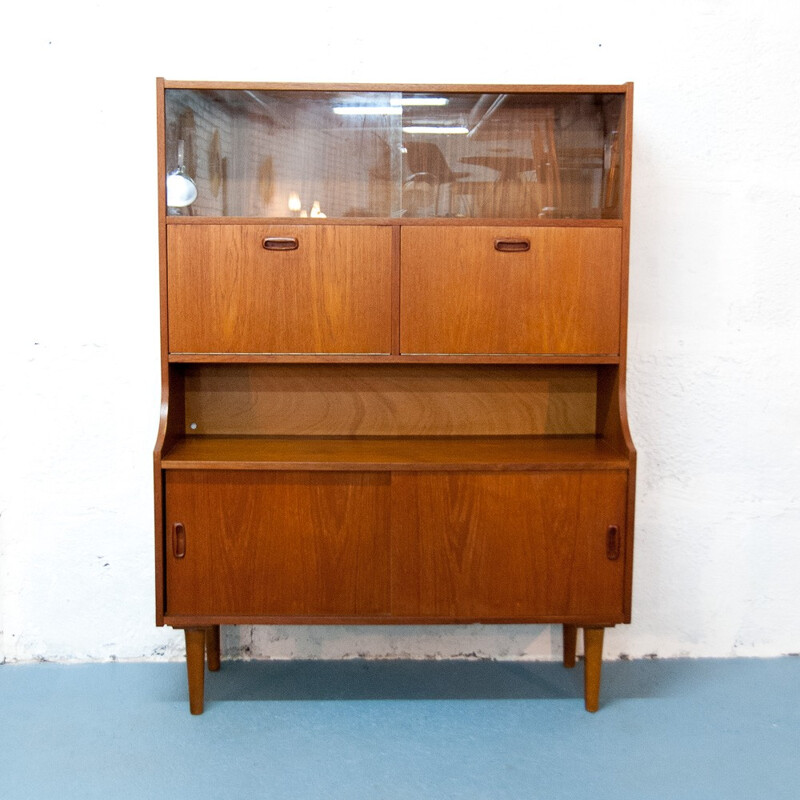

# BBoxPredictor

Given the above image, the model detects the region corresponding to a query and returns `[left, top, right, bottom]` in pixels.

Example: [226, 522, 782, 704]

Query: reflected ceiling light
[402, 125, 469, 135]
[390, 97, 449, 106]
[333, 106, 402, 115]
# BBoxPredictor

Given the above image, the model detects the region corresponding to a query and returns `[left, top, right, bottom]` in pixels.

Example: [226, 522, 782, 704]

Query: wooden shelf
[161, 435, 630, 471]
[164, 216, 625, 227]
[169, 353, 621, 364]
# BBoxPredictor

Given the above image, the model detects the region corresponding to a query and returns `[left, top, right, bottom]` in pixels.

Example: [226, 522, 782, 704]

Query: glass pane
[164, 89, 624, 219]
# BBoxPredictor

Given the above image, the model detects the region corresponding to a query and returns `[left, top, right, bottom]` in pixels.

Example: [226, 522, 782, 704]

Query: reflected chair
[402, 142, 468, 217]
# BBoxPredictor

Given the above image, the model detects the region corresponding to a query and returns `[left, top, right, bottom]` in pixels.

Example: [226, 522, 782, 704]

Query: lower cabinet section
[164, 468, 628, 623]
[165, 471, 391, 617]
[391, 471, 628, 620]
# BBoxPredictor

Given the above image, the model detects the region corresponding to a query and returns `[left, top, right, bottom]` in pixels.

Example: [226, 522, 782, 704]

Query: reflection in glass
[166, 140, 198, 211]
[165, 89, 625, 219]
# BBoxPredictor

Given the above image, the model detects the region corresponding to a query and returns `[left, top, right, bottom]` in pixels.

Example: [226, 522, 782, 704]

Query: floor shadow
[199, 659, 586, 703]
[193, 656, 698, 708]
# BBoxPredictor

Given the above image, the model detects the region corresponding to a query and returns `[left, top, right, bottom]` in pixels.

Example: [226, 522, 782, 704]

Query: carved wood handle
[263, 236, 299, 251]
[494, 238, 530, 253]
[173, 522, 186, 559]
[606, 525, 620, 561]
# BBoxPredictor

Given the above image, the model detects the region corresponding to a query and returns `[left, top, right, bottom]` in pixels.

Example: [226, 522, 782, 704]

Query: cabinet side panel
[154, 78, 168, 625]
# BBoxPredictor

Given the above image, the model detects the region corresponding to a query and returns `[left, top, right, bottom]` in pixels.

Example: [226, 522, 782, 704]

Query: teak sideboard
[153, 80, 636, 713]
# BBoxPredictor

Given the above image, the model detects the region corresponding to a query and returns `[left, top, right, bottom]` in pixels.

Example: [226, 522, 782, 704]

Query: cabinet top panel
[162, 80, 631, 92]
[160, 83, 630, 221]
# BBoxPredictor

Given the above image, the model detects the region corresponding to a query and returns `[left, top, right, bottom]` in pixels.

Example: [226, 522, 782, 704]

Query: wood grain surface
[167, 225, 392, 354]
[400, 226, 621, 355]
[161, 435, 629, 471]
[181, 364, 598, 436]
[391, 470, 628, 620]
[165, 471, 391, 616]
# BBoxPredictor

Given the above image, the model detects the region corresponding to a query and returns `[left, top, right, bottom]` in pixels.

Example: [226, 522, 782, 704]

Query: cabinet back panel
[182, 364, 597, 436]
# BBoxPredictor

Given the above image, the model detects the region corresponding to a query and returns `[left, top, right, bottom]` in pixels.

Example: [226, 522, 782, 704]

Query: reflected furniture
[154, 80, 636, 713]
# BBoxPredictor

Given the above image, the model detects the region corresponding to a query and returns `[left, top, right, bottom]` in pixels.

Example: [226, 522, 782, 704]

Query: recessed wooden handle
[606, 525, 620, 561]
[494, 238, 530, 253]
[173, 522, 186, 559]
[263, 236, 299, 251]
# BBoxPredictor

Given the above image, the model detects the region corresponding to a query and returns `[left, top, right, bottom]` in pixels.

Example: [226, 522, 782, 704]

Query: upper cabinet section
[163, 85, 628, 220]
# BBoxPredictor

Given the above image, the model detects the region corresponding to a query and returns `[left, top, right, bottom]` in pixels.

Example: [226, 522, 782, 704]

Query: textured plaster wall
[1, 1, 799, 664]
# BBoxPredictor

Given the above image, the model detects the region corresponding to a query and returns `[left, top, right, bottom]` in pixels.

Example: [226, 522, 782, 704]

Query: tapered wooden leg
[206, 625, 221, 672]
[184, 628, 206, 715]
[562, 624, 578, 668]
[583, 627, 605, 712]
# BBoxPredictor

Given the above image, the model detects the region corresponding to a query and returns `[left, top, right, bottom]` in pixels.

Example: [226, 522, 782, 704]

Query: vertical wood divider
[391, 224, 401, 355]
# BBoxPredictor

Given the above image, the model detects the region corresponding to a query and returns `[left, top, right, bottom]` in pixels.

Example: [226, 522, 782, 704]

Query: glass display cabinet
[154, 80, 636, 713]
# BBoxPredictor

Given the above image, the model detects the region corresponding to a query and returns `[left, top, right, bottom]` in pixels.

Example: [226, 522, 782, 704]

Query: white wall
[2, 0, 798, 663]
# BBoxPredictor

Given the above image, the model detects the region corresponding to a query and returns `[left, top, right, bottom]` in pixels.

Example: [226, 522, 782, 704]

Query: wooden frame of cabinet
[154, 80, 636, 714]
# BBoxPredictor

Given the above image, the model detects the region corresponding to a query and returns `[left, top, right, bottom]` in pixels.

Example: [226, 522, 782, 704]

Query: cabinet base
[178, 624, 608, 715]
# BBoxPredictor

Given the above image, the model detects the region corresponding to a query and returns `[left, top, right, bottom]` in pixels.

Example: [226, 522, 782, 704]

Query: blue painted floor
[1, 657, 798, 799]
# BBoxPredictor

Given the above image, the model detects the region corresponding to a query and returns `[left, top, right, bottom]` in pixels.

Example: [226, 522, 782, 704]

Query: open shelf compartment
[158, 362, 632, 471]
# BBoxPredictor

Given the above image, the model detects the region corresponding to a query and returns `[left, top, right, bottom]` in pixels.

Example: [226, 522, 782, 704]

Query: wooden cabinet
[154, 81, 636, 714]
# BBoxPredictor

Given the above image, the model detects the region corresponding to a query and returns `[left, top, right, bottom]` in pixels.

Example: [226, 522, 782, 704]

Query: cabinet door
[165, 471, 391, 617]
[400, 227, 621, 355]
[167, 225, 392, 354]
[391, 471, 628, 621]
